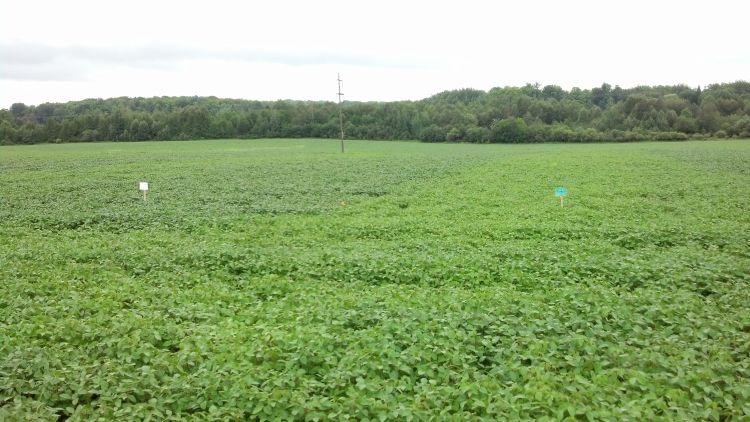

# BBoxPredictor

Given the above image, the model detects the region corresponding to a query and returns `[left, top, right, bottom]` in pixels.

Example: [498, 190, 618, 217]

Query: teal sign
[554, 187, 568, 197]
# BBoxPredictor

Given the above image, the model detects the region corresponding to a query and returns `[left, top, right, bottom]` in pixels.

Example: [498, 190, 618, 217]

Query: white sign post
[139, 181, 149, 201]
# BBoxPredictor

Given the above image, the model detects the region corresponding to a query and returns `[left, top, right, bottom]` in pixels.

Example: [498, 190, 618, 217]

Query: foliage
[2, 82, 750, 145]
[1, 139, 750, 420]
[490, 118, 527, 143]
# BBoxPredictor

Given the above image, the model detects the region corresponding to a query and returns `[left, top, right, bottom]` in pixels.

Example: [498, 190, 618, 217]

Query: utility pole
[337, 73, 344, 153]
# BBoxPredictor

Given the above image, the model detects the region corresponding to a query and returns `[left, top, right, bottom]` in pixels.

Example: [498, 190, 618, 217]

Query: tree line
[2, 81, 749, 145]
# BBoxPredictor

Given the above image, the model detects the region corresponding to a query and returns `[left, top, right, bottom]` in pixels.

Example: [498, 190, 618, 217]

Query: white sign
[139, 182, 149, 191]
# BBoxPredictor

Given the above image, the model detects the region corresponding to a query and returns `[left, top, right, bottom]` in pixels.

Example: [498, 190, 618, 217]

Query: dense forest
[2, 81, 750, 145]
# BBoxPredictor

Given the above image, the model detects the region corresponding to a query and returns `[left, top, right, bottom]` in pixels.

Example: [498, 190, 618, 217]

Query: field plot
[1, 139, 749, 420]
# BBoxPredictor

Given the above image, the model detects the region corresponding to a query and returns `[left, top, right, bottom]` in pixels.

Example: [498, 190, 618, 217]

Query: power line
[337, 73, 344, 153]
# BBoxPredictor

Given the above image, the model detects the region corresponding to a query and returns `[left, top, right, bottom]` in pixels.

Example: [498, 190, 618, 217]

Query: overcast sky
[1, 0, 748, 107]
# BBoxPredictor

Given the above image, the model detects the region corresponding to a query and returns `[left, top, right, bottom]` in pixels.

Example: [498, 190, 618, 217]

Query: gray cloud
[0, 42, 429, 81]
[1, 63, 86, 81]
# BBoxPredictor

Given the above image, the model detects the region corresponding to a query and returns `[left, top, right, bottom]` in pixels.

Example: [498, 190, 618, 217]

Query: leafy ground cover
[1, 139, 749, 420]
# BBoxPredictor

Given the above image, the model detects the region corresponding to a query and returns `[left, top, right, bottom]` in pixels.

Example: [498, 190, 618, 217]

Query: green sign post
[554, 187, 568, 207]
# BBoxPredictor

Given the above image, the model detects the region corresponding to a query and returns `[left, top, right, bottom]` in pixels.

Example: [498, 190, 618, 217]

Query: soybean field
[1, 139, 749, 420]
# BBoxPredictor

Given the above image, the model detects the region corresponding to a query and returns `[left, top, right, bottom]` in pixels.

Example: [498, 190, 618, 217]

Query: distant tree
[673, 109, 698, 133]
[10, 103, 28, 119]
[445, 127, 463, 142]
[698, 102, 721, 132]
[520, 83, 542, 98]
[568, 87, 590, 104]
[677, 86, 701, 104]
[465, 126, 490, 143]
[591, 83, 612, 109]
[129, 119, 151, 141]
[729, 116, 750, 137]
[0, 121, 16, 144]
[2, 80, 749, 145]
[34, 103, 56, 124]
[419, 125, 445, 142]
[611, 85, 626, 103]
[490, 118, 528, 143]
[541, 85, 565, 101]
